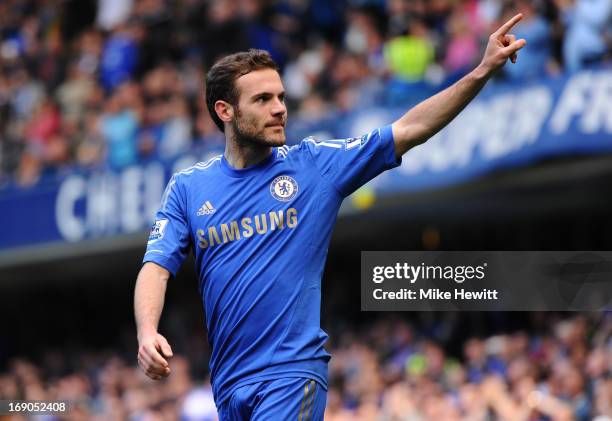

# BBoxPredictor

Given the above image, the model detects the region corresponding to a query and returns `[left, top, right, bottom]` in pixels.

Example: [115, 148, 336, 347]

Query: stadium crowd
[0, 313, 610, 420]
[0, 0, 611, 187]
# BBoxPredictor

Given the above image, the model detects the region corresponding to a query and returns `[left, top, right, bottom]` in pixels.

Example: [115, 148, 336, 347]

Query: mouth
[266, 122, 285, 128]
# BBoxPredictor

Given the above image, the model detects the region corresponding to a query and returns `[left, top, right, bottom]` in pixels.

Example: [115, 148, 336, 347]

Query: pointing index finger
[495, 13, 523, 37]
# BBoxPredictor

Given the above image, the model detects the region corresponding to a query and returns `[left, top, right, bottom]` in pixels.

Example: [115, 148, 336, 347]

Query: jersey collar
[219, 150, 277, 178]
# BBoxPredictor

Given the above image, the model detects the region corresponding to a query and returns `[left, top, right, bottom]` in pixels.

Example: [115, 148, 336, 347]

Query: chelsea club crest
[270, 175, 298, 202]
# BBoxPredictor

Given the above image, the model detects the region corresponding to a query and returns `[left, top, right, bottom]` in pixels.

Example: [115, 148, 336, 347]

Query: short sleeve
[302, 125, 401, 197]
[142, 174, 190, 277]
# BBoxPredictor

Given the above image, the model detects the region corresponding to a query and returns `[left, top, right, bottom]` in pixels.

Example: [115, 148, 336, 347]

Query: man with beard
[135, 13, 526, 420]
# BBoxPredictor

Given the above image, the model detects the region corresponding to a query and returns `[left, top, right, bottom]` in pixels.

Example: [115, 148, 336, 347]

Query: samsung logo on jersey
[196, 208, 298, 249]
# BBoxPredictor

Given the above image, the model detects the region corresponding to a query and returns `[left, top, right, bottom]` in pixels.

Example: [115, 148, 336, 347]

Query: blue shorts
[218, 377, 326, 421]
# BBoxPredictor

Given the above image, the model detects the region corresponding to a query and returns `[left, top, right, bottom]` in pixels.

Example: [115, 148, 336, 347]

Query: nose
[271, 97, 286, 117]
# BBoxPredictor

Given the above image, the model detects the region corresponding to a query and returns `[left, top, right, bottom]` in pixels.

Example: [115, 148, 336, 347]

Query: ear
[214, 100, 234, 125]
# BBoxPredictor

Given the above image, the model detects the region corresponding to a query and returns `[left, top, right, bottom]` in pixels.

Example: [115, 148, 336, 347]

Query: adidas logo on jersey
[197, 201, 216, 216]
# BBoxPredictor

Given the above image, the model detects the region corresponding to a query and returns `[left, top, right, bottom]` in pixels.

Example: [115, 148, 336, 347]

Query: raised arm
[392, 13, 527, 158]
[134, 261, 174, 380]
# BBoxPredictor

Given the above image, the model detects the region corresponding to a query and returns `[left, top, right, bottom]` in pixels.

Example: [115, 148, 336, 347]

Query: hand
[137, 332, 173, 380]
[478, 13, 527, 76]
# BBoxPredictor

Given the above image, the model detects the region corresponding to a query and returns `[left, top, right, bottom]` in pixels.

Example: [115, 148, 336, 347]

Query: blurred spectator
[558, 0, 612, 72]
[384, 18, 435, 82]
[443, 4, 481, 78]
[503, 1, 554, 80]
[100, 22, 143, 92]
[9, 68, 45, 120]
[283, 40, 334, 103]
[75, 29, 104, 78]
[75, 110, 105, 168]
[463, 337, 507, 382]
[199, 0, 250, 66]
[159, 96, 192, 159]
[99, 82, 142, 169]
[22, 96, 62, 162]
[56, 61, 96, 124]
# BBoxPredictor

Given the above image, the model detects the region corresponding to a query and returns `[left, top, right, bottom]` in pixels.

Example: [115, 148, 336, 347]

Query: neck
[224, 130, 273, 169]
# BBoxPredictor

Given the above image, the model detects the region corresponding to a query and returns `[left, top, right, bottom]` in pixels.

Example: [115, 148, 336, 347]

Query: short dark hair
[205, 49, 279, 132]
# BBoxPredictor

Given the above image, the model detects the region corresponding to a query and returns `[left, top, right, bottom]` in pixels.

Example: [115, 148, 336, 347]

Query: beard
[231, 107, 286, 147]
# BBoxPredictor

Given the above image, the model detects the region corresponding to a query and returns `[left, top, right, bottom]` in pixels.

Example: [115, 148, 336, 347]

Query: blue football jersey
[143, 125, 400, 406]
